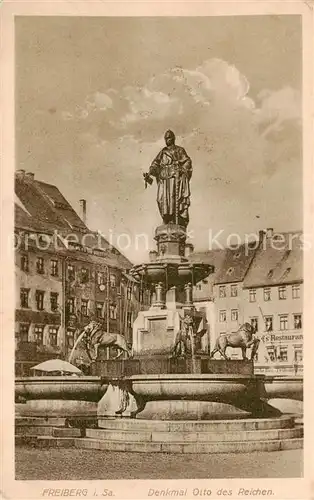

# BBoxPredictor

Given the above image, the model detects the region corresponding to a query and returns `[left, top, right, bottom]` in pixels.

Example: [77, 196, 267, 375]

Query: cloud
[24, 57, 301, 261]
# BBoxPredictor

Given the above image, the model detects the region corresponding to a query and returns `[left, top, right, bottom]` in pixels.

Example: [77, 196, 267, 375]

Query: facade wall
[211, 280, 303, 370]
[15, 235, 147, 360]
[214, 281, 245, 350]
[243, 283, 303, 370]
[15, 241, 63, 354]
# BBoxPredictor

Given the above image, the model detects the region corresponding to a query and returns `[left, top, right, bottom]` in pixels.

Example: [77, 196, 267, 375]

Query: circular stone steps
[75, 437, 303, 454]
[74, 416, 302, 454]
[85, 426, 302, 443]
[97, 415, 295, 432]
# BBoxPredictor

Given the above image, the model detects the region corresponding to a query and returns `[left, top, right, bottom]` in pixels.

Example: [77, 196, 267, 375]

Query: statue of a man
[144, 130, 192, 227]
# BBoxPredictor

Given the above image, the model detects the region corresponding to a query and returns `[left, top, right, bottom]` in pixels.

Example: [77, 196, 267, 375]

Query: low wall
[91, 358, 254, 377]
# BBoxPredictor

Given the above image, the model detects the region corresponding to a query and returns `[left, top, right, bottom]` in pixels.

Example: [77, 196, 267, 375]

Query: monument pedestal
[132, 307, 181, 356]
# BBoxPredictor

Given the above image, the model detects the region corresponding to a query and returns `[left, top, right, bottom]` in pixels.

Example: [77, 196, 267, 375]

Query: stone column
[152, 282, 165, 309]
[184, 282, 193, 308]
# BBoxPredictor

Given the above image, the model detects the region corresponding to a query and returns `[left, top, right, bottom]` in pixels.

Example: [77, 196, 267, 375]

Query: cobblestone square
[15, 446, 303, 480]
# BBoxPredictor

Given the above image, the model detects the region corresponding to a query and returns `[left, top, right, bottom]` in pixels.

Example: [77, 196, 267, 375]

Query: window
[18, 324, 29, 342]
[196, 283, 202, 291]
[292, 284, 300, 299]
[230, 285, 238, 297]
[219, 286, 226, 298]
[50, 259, 58, 277]
[36, 257, 44, 274]
[249, 289, 256, 302]
[67, 331, 74, 349]
[21, 255, 29, 272]
[231, 309, 238, 322]
[227, 267, 234, 275]
[50, 292, 59, 312]
[250, 317, 258, 332]
[34, 325, 44, 345]
[294, 314, 302, 329]
[49, 326, 58, 346]
[96, 302, 104, 318]
[109, 304, 117, 320]
[67, 264, 75, 281]
[219, 310, 226, 322]
[20, 288, 29, 308]
[67, 297, 75, 314]
[110, 274, 116, 288]
[81, 268, 89, 284]
[35, 290, 45, 311]
[279, 315, 288, 331]
[127, 311, 133, 328]
[265, 316, 273, 332]
[97, 272, 105, 286]
[267, 269, 274, 279]
[81, 299, 89, 317]
[263, 288, 271, 302]
[278, 286, 287, 300]
[294, 346, 303, 362]
[127, 286, 132, 301]
[267, 347, 276, 362]
[278, 346, 288, 362]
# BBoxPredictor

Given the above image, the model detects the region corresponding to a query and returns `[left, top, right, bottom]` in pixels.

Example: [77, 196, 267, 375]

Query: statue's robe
[149, 145, 192, 226]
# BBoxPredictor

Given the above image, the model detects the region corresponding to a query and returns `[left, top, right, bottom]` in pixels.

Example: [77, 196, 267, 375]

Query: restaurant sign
[263, 333, 303, 343]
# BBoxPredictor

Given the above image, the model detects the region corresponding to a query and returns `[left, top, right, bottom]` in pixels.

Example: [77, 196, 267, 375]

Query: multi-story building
[243, 229, 303, 373]
[15, 170, 148, 368]
[191, 229, 303, 373]
[212, 243, 257, 354]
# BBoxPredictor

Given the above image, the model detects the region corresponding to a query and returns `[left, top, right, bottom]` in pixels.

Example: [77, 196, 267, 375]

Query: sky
[15, 16, 302, 263]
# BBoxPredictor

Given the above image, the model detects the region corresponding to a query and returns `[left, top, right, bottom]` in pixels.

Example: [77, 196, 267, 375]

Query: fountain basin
[130, 262, 212, 287]
[264, 376, 303, 401]
[128, 374, 264, 403]
[15, 376, 108, 402]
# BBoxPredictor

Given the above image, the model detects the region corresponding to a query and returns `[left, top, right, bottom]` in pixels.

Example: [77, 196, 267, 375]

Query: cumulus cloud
[39, 58, 301, 259]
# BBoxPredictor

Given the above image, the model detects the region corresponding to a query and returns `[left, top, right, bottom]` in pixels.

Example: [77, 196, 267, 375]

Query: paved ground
[15, 446, 303, 480]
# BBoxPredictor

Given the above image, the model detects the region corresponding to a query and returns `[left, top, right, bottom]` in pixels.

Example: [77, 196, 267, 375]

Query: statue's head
[164, 129, 175, 146]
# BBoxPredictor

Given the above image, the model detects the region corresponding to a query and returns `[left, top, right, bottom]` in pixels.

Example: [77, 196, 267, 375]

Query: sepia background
[15, 15, 302, 262]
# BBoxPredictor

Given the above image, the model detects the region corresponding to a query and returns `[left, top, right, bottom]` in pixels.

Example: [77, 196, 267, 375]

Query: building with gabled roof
[243, 230, 303, 288]
[15, 170, 147, 371]
[242, 229, 303, 373]
[212, 242, 259, 348]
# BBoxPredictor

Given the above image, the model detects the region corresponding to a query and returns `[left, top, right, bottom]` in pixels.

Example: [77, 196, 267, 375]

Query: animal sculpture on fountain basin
[210, 322, 260, 361]
[76, 320, 132, 362]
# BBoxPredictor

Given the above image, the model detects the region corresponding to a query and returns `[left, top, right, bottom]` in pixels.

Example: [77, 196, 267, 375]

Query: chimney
[185, 243, 194, 258]
[16, 169, 25, 178]
[266, 228, 274, 238]
[258, 230, 265, 244]
[79, 199, 87, 224]
[25, 172, 35, 180]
